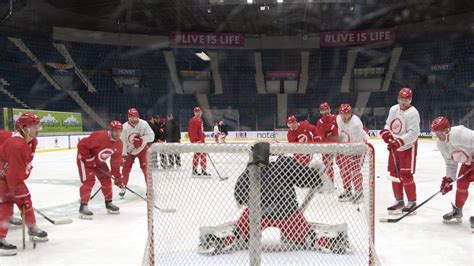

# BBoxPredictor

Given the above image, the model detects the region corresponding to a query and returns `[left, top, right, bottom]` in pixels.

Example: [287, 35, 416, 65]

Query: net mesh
[143, 142, 377, 265]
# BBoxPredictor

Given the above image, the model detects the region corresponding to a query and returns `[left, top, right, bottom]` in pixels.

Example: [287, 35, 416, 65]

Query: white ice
[1, 139, 472, 265]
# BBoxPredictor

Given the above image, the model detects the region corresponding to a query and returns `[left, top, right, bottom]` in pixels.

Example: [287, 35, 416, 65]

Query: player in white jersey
[336, 104, 367, 203]
[431, 117, 474, 229]
[213, 121, 221, 143]
[380, 88, 420, 215]
[120, 108, 155, 197]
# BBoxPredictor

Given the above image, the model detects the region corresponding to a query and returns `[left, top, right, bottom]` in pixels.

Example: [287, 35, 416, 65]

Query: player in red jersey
[315, 102, 338, 184]
[77, 121, 124, 219]
[0, 113, 48, 256]
[287, 115, 324, 166]
[188, 107, 210, 177]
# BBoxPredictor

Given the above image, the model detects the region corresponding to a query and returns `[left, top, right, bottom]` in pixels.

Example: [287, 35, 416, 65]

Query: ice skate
[401, 201, 417, 215]
[9, 216, 23, 226]
[105, 200, 120, 214]
[201, 170, 211, 177]
[338, 189, 352, 202]
[351, 191, 363, 204]
[442, 203, 462, 224]
[470, 216, 474, 232]
[28, 225, 48, 242]
[0, 238, 17, 256]
[387, 200, 405, 215]
[191, 168, 201, 178]
[79, 203, 94, 219]
[119, 188, 126, 198]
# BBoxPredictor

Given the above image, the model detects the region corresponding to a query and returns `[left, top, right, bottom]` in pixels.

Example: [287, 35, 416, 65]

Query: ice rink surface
[1, 139, 472, 266]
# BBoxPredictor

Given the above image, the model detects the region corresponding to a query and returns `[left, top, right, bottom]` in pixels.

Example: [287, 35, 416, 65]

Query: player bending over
[197, 156, 350, 255]
[77, 121, 125, 219]
[431, 117, 474, 229]
[0, 113, 48, 256]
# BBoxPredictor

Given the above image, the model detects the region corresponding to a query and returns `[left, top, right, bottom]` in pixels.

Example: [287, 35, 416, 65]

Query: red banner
[169, 32, 245, 48]
[320, 28, 395, 46]
[265, 70, 299, 79]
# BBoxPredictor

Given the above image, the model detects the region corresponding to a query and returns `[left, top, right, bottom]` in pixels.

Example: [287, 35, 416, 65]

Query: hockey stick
[207, 153, 229, 181]
[379, 173, 468, 223]
[389, 147, 402, 183]
[22, 205, 26, 250]
[98, 168, 176, 213]
[90, 186, 102, 200]
[123, 186, 176, 213]
[34, 208, 73, 225]
[377, 175, 401, 183]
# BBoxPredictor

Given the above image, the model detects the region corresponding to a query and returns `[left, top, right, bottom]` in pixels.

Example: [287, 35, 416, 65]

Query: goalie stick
[98, 168, 176, 213]
[379, 172, 469, 223]
[207, 153, 229, 181]
[34, 208, 73, 225]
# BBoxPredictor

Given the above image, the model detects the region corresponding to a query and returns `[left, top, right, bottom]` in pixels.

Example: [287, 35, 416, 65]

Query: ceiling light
[247, 0, 253, 3]
[277, 0, 283, 3]
[195, 52, 211, 61]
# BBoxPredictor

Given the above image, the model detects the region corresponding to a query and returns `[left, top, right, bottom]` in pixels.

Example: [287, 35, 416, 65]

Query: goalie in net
[197, 155, 350, 255]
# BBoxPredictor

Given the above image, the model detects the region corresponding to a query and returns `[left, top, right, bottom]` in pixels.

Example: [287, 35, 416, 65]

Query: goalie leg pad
[198, 222, 247, 255]
[307, 223, 351, 254]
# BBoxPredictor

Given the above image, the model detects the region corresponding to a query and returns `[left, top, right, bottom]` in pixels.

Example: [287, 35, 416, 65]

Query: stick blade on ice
[53, 219, 73, 225]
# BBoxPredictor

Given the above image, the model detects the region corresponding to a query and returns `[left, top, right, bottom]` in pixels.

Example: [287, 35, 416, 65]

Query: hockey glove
[133, 135, 143, 149]
[388, 138, 404, 150]
[114, 175, 125, 188]
[440, 176, 454, 195]
[380, 129, 393, 144]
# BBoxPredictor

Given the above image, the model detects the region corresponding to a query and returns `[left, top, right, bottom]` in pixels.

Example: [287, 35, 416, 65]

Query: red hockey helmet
[193, 106, 202, 113]
[431, 116, 451, 132]
[287, 115, 297, 124]
[109, 120, 123, 131]
[319, 102, 331, 111]
[339, 104, 352, 114]
[15, 112, 40, 130]
[128, 108, 139, 117]
[398, 87, 413, 99]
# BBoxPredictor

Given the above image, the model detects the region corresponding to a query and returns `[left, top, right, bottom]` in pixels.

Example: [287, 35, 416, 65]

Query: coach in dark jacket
[164, 113, 181, 168]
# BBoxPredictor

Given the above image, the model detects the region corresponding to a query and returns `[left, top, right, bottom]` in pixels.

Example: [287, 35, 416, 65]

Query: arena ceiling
[0, 0, 473, 36]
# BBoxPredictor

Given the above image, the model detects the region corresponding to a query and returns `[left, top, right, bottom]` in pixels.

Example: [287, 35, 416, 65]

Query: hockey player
[315, 102, 339, 183]
[287, 115, 323, 166]
[0, 130, 23, 227]
[188, 107, 210, 177]
[77, 121, 125, 219]
[120, 108, 155, 197]
[336, 104, 367, 203]
[218, 121, 228, 143]
[380, 88, 420, 215]
[213, 121, 220, 143]
[197, 156, 349, 255]
[0, 113, 48, 256]
[430, 117, 473, 228]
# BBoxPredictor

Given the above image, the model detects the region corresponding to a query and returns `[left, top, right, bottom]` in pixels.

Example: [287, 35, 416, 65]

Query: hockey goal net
[143, 142, 377, 265]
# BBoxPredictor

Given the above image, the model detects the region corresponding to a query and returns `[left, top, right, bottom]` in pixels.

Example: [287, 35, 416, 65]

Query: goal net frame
[143, 142, 376, 265]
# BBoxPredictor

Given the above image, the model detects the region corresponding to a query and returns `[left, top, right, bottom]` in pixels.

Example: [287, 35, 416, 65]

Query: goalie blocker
[197, 156, 351, 255]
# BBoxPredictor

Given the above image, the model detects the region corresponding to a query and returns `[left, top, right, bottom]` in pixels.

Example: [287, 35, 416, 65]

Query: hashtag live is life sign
[320, 28, 395, 46]
[169, 32, 245, 48]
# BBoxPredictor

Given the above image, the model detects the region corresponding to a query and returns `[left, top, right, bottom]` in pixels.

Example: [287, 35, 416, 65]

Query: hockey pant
[193, 152, 207, 171]
[78, 160, 113, 204]
[454, 163, 474, 209]
[388, 143, 417, 201]
[122, 146, 148, 186]
[336, 155, 363, 192]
